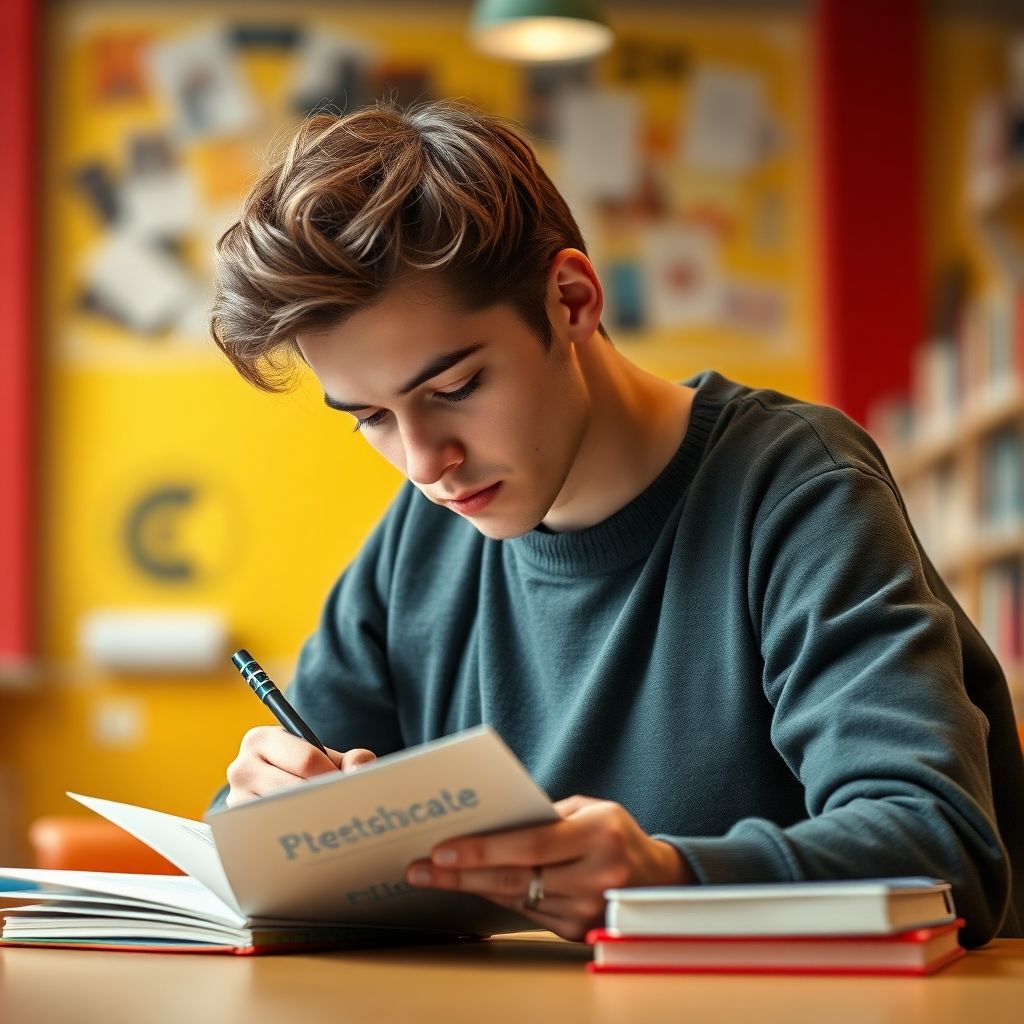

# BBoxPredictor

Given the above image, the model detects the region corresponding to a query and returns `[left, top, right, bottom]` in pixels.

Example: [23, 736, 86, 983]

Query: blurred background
[1, 0, 1023, 866]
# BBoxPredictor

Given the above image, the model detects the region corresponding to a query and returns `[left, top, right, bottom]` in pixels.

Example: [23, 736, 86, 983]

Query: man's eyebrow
[322, 343, 486, 413]
[323, 394, 371, 413]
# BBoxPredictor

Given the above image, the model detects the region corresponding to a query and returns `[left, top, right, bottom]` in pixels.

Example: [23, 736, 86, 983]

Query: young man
[210, 101, 1023, 945]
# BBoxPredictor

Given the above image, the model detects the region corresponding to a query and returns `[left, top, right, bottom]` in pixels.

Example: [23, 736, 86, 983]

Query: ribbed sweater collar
[507, 371, 730, 576]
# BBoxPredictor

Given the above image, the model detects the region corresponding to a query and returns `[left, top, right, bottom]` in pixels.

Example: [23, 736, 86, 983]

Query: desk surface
[2, 934, 1022, 1024]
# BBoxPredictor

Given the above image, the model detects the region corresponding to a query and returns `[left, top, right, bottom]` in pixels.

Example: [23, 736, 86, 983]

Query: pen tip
[231, 649, 252, 670]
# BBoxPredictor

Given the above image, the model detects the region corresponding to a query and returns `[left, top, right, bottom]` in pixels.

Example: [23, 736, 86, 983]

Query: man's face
[295, 275, 590, 539]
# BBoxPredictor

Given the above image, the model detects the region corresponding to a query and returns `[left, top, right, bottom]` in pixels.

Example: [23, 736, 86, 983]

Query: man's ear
[546, 249, 604, 343]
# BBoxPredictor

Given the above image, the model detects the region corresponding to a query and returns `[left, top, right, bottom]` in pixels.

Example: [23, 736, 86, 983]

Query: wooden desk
[1, 934, 1022, 1024]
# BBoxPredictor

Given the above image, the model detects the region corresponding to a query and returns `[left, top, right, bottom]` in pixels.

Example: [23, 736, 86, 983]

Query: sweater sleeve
[662, 466, 1011, 948]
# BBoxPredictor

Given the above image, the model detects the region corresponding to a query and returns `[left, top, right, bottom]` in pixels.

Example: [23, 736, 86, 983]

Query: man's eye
[353, 409, 389, 432]
[437, 372, 483, 404]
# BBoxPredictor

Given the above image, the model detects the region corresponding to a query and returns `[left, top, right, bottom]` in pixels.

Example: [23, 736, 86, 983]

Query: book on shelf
[603, 878, 957, 938]
[979, 559, 1024, 669]
[961, 289, 1024, 408]
[979, 426, 1024, 534]
[585, 919, 966, 976]
[0, 726, 557, 955]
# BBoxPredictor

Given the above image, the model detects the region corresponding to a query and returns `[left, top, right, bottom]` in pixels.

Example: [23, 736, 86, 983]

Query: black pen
[231, 649, 339, 768]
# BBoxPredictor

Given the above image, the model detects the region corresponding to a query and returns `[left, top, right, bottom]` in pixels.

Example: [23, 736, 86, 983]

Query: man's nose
[400, 418, 464, 486]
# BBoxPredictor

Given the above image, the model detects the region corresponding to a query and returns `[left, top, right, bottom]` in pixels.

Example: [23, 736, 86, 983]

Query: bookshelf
[871, 145, 1024, 723]
[872, 26, 1024, 723]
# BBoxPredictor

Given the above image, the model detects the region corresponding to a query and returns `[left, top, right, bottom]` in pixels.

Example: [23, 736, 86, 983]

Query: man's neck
[542, 338, 694, 532]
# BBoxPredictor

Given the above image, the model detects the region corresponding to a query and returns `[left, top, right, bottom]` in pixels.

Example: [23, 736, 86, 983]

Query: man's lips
[442, 482, 502, 514]
[445, 484, 495, 503]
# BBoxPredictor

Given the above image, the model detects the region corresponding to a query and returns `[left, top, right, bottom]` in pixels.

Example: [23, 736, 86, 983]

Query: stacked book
[587, 878, 964, 975]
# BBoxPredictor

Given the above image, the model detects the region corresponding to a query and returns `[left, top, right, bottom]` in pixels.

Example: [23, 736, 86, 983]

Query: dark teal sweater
[274, 371, 1024, 946]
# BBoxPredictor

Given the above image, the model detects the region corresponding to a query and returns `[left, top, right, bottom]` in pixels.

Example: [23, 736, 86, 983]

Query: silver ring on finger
[523, 866, 544, 910]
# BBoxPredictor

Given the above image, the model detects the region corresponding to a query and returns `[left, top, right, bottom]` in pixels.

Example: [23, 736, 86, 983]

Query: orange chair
[28, 817, 181, 874]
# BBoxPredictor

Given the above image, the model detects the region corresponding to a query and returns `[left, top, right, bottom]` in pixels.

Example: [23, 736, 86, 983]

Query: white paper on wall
[557, 88, 642, 202]
[644, 226, 724, 328]
[121, 170, 201, 238]
[719, 279, 787, 336]
[682, 65, 768, 175]
[84, 231, 198, 334]
[147, 26, 260, 140]
[288, 32, 378, 111]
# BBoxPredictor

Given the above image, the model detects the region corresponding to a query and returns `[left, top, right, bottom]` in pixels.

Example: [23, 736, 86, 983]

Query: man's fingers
[228, 728, 377, 803]
[553, 795, 594, 818]
[429, 816, 592, 870]
[340, 748, 377, 772]
[405, 858, 608, 940]
[241, 726, 338, 778]
[226, 758, 307, 800]
[407, 861, 580, 900]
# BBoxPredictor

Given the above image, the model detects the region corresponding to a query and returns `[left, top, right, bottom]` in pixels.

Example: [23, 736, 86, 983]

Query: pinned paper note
[523, 62, 593, 141]
[289, 31, 377, 114]
[83, 232, 198, 334]
[73, 162, 121, 225]
[147, 26, 260, 139]
[557, 89, 642, 202]
[607, 259, 646, 332]
[720, 279, 786, 336]
[121, 169, 201, 238]
[88, 30, 152, 103]
[682, 65, 768, 175]
[644, 227, 724, 328]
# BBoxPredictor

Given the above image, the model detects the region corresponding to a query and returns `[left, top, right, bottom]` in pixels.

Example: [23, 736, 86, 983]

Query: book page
[7, 902, 247, 939]
[208, 726, 558, 935]
[0, 869, 245, 928]
[66, 793, 242, 917]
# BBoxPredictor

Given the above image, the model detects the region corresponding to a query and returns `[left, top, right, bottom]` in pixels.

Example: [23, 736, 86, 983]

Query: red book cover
[586, 919, 966, 976]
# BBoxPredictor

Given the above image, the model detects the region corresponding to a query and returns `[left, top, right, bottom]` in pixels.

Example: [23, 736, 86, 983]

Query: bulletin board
[48, 4, 814, 369]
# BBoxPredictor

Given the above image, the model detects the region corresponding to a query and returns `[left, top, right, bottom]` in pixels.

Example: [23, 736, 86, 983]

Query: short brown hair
[210, 100, 593, 392]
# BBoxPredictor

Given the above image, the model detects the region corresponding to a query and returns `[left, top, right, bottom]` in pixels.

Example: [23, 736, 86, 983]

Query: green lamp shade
[472, 0, 613, 63]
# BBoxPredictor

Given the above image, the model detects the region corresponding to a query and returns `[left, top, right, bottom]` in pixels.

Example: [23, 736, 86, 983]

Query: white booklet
[0, 726, 558, 952]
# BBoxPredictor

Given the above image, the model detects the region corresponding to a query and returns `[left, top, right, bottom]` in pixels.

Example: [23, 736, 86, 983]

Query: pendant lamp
[471, 0, 613, 63]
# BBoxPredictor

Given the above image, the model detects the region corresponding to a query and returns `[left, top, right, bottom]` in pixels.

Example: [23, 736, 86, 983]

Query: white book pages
[67, 792, 241, 916]
[0, 869, 245, 929]
[8, 903, 248, 939]
[3, 919, 249, 945]
[0, 888, 211, 920]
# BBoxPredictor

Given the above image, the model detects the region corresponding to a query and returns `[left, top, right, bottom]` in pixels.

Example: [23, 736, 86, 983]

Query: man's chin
[451, 509, 544, 541]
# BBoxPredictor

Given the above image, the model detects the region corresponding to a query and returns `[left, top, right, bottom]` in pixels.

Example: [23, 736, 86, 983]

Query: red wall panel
[0, 0, 37, 671]
[815, 0, 925, 424]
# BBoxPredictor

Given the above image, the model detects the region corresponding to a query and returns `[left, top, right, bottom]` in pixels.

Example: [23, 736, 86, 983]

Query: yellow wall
[3, 3, 818, 854]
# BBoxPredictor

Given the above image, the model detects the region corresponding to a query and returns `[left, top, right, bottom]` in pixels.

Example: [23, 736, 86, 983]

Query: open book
[0, 726, 558, 954]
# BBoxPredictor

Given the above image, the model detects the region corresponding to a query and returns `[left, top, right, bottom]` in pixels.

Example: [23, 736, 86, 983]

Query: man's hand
[404, 795, 694, 941]
[225, 726, 376, 806]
